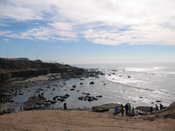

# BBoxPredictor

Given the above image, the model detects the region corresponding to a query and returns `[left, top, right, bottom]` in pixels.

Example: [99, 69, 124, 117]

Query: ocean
[74, 63, 175, 107]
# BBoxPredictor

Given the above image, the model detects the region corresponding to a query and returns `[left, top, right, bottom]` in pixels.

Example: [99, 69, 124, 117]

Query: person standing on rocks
[131, 107, 135, 116]
[150, 106, 153, 113]
[155, 104, 159, 112]
[128, 103, 131, 114]
[114, 105, 120, 115]
[120, 104, 125, 116]
[125, 104, 129, 116]
[160, 104, 164, 110]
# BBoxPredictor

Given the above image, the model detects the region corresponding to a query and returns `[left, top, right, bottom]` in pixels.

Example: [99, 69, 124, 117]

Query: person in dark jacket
[121, 104, 125, 116]
[155, 104, 159, 111]
[125, 103, 129, 116]
[160, 104, 164, 110]
[114, 105, 120, 115]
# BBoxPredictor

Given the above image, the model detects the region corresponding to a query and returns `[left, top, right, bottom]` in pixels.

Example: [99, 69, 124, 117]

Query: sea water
[75, 63, 175, 107]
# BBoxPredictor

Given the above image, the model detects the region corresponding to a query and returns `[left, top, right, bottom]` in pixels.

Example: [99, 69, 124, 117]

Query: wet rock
[39, 88, 44, 91]
[78, 97, 83, 101]
[82, 92, 90, 96]
[53, 94, 70, 102]
[38, 94, 45, 100]
[47, 86, 50, 88]
[9, 100, 14, 103]
[70, 88, 75, 91]
[72, 85, 76, 88]
[78, 95, 98, 102]
[50, 101, 57, 104]
[64, 94, 70, 98]
[58, 98, 65, 102]
[52, 84, 57, 87]
[19, 93, 23, 95]
[53, 96, 59, 101]
[139, 97, 143, 99]
[87, 96, 97, 102]
[23, 96, 47, 110]
[128, 75, 131, 78]
[89, 81, 95, 85]
[96, 95, 103, 98]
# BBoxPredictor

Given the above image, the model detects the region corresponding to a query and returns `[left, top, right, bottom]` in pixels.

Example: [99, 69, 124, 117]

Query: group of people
[154, 103, 165, 112]
[114, 103, 165, 116]
[114, 103, 134, 116]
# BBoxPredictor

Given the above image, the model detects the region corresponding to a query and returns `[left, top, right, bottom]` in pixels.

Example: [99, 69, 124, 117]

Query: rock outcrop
[92, 103, 121, 112]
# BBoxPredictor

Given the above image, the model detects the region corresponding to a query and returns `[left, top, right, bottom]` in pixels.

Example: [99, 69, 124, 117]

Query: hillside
[0, 58, 101, 82]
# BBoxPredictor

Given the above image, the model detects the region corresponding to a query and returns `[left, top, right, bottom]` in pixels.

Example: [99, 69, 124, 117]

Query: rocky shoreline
[0, 58, 104, 114]
[0, 58, 174, 120]
[0, 71, 171, 116]
[0, 71, 105, 114]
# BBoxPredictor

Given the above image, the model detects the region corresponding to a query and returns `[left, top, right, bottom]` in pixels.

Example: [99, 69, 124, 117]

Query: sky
[0, 0, 175, 64]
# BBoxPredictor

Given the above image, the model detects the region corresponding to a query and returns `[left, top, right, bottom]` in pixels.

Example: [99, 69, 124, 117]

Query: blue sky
[0, 0, 175, 64]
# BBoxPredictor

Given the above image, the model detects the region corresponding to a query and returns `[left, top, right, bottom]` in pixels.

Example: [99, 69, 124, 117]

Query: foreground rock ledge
[0, 110, 175, 131]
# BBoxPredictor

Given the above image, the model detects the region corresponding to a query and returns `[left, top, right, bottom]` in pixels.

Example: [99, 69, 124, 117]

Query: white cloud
[0, 0, 175, 45]
[0, 23, 77, 41]
[83, 24, 175, 45]
[0, 4, 41, 21]
[49, 22, 74, 31]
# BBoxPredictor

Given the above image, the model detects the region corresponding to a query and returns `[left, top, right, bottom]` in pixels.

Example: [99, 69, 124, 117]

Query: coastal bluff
[0, 58, 102, 82]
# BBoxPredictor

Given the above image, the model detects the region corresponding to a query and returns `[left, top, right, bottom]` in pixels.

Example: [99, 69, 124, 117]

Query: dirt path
[0, 110, 174, 131]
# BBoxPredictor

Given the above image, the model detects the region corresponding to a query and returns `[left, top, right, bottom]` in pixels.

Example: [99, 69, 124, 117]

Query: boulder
[70, 88, 75, 91]
[168, 102, 175, 110]
[0, 103, 15, 114]
[72, 85, 76, 88]
[136, 106, 153, 113]
[89, 81, 95, 85]
[96, 95, 103, 98]
[23, 96, 47, 110]
[128, 75, 131, 78]
[163, 114, 175, 119]
[92, 103, 121, 112]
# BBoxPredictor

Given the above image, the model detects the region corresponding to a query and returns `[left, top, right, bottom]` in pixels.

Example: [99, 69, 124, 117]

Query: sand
[0, 110, 174, 131]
